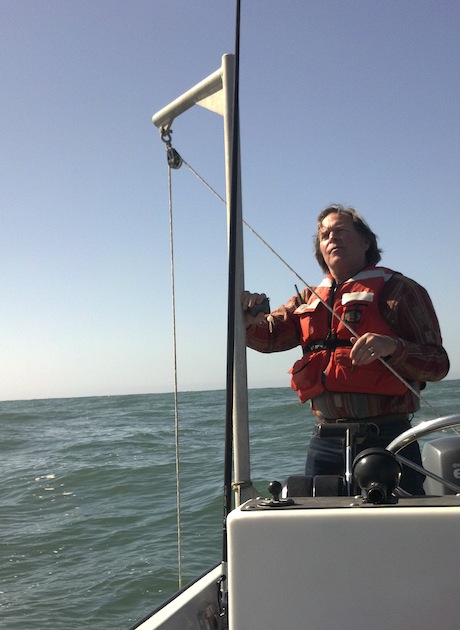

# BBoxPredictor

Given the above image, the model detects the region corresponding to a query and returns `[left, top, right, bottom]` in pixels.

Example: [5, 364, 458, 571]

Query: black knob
[268, 480, 282, 501]
[353, 448, 402, 503]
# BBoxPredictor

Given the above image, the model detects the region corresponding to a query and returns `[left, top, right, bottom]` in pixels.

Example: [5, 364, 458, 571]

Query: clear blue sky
[1, 0, 458, 401]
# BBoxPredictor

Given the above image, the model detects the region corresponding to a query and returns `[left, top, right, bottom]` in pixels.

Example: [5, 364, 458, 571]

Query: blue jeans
[305, 420, 425, 495]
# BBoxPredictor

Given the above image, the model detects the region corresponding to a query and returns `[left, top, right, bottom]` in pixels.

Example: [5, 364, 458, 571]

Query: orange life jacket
[289, 267, 408, 403]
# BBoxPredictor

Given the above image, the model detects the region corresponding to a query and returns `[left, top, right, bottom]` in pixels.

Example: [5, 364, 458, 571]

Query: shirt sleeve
[245, 291, 307, 353]
[380, 274, 449, 382]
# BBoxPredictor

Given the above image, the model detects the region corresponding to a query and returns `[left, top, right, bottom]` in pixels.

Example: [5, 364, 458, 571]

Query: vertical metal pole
[222, 54, 253, 507]
[345, 429, 353, 496]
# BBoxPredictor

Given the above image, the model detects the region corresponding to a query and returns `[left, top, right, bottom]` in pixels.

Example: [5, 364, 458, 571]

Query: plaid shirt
[246, 271, 449, 419]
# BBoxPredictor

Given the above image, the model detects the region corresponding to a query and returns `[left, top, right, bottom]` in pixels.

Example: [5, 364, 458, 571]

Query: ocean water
[1, 382, 460, 629]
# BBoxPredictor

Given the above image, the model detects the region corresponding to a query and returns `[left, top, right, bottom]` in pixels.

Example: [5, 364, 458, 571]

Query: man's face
[319, 212, 370, 282]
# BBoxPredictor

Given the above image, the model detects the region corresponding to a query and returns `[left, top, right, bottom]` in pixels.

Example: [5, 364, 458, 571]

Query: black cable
[222, 0, 242, 565]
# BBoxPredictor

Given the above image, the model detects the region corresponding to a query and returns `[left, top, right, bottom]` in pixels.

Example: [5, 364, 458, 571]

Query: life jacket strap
[303, 336, 352, 354]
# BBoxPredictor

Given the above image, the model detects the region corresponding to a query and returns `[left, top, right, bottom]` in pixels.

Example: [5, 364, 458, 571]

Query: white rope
[180, 157, 440, 417]
[167, 163, 183, 589]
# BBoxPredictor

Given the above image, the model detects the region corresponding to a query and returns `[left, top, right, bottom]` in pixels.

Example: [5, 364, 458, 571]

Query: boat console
[228, 491, 460, 630]
[227, 417, 460, 629]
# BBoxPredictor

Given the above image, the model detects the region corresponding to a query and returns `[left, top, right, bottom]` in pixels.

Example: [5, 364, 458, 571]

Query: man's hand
[350, 333, 397, 365]
[241, 291, 270, 327]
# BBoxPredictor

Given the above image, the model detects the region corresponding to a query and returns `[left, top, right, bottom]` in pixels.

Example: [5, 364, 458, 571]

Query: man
[243, 204, 449, 494]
